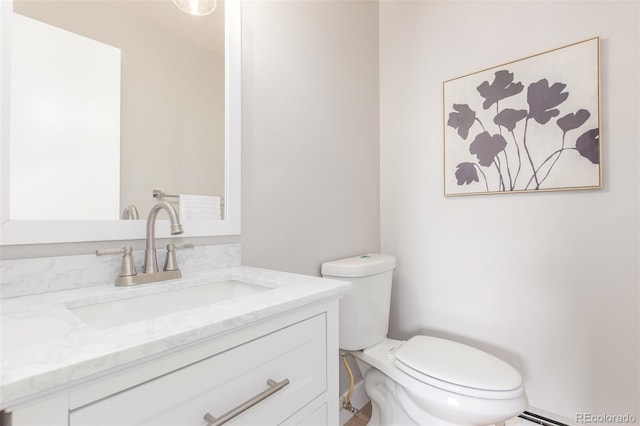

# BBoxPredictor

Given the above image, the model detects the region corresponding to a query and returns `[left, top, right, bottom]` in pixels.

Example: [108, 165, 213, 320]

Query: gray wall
[241, 0, 381, 276]
[379, 0, 639, 420]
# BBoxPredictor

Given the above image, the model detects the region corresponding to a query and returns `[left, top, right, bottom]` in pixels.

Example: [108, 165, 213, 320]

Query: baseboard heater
[519, 411, 570, 426]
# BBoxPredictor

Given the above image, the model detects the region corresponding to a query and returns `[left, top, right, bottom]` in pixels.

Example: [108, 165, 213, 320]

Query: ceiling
[13, 0, 225, 56]
[122, 0, 225, 56]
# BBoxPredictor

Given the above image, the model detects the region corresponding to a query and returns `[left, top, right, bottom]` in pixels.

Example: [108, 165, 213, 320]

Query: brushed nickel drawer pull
[203, 378, 290, 426]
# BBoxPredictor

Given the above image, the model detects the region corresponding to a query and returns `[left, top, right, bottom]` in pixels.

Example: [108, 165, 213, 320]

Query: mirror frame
[0, 0, 241, 245]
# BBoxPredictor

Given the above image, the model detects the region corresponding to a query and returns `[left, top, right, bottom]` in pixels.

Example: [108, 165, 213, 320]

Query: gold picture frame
[443, 37, 602, 196]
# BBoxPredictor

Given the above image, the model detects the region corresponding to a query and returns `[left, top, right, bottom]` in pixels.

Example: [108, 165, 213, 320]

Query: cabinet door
[283, 401, 328, 426]
[296, 405, 327, 426]
[70, 314, 326, 426]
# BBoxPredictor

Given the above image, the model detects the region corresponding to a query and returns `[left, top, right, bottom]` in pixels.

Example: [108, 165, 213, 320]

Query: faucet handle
[163, 243, 194, 271]
[96, 246, 137, 278]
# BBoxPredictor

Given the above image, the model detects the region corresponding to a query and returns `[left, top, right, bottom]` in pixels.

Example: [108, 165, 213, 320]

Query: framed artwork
[443, 37, 601, 196]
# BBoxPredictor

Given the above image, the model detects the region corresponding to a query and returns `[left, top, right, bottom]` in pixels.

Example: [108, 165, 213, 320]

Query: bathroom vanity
[0, 266, 350, 425]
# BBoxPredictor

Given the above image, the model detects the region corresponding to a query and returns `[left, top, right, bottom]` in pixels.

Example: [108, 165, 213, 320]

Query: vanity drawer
[70, 314, 327, 426]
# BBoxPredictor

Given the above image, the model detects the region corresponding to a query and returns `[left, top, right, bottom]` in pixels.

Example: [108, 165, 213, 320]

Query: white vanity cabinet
[4, 301, 340, 426]
[71, 314, 326, 425]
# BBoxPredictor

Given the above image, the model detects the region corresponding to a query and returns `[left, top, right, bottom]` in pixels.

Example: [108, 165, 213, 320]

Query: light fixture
[172, 0, 217, 16]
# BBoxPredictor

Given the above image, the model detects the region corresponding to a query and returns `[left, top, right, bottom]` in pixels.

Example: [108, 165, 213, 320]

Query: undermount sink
[69, 280, 271, 330]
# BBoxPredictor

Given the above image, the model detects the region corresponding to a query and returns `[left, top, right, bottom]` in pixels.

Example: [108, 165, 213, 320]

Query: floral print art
[443, 38, 601, 195]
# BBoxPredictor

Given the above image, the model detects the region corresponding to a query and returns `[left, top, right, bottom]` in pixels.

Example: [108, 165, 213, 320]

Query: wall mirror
[0, 0, 241, 245]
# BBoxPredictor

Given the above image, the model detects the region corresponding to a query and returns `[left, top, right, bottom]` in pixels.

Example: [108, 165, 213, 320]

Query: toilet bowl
[321, 254, 528, 426]
[352, 338, 527, 426]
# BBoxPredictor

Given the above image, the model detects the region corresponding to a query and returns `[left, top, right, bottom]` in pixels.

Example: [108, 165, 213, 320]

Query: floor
[344, 402, 372, 426]
[343, 402, 540, 426]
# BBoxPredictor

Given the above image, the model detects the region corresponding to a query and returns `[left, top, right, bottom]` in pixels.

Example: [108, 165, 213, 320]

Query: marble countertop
[0, 266, 350, 406]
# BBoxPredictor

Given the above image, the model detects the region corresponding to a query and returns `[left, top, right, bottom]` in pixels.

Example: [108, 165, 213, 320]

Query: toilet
[321, 254, 528, 426]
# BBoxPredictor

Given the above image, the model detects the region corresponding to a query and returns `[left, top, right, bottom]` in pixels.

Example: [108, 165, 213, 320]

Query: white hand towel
[179, 195, 221, 222]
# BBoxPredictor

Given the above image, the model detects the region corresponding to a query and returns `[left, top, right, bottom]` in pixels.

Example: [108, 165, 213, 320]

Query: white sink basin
[70, 280, 270, 329]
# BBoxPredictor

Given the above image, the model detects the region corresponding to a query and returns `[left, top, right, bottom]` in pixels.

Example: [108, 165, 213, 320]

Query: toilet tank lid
[321, 254, 396, 278]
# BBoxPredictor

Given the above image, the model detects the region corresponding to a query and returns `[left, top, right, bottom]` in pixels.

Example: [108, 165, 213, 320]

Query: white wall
[241, 0, 381, 276]
[380, 0, 639, 420]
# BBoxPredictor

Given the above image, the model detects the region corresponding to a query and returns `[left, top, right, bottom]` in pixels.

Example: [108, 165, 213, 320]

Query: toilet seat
[394, 336, 524, 400]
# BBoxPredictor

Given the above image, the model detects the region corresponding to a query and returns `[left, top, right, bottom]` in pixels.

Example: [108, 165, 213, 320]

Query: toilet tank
[321, 254, 396, 351]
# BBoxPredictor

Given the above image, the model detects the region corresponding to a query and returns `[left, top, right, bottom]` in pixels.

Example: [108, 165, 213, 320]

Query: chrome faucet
[143, 201, 183, 273]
